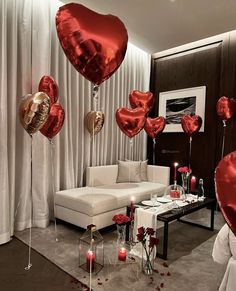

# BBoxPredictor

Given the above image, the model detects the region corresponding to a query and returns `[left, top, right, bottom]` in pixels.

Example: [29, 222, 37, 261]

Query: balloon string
[221, 120, 227, 159]
[189, 136, 192, 170]
[92, 84, 99, 111]
[129, 138, 133, 183]
[50, 139, 58, 242]
[153, 138, 156, 165]
[25, 134, 33, 271]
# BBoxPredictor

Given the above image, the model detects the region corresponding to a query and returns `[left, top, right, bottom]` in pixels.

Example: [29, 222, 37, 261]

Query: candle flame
[131, 196, 135, 202]
[174, 162, 178, 167]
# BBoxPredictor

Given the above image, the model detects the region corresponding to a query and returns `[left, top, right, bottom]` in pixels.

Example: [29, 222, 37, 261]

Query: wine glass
[151, 193, 157, 209]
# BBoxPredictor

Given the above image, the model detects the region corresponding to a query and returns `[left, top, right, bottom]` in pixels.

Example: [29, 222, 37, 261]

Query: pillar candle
[190, 176, 197, 192]
[173, 162, 178, 181]
[118, 247, 126, 261]
[86, 250, 95, 271]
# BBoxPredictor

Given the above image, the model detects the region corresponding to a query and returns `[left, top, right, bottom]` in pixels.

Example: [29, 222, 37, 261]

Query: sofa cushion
[55, 182, 166, 217]
[117, 160, 141, 183]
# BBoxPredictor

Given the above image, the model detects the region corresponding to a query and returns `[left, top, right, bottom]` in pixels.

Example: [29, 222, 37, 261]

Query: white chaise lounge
[55, 164, 170, 230]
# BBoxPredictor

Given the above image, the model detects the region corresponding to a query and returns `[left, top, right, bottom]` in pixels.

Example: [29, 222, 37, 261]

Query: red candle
[130, 196, 135, 220]
[118, 247, 126, 261]
[173, 162, 178, 181]
[190, 176, 197, 192]
[86, 250, 95, 271]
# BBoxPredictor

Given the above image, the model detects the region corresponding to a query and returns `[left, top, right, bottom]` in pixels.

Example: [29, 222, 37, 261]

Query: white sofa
[55, 164, 170, 230]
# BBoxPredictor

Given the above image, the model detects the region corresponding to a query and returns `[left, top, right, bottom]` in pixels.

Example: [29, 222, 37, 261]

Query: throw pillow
[125, 159, 148, 181]
[117, 160, 141, 183]
[140, 160, 148, 181]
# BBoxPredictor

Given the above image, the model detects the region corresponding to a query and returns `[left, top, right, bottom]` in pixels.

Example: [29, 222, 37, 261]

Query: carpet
[0, 237, 88, 291]
[15, 209, 226, 291]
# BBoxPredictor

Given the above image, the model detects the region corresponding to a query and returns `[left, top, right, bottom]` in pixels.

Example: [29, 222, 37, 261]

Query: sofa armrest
[147, 165, 170, 186]
[86, 165, 118, 187]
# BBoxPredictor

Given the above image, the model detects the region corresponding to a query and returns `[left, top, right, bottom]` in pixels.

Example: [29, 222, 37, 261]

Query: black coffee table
[127, 197, 215, 260]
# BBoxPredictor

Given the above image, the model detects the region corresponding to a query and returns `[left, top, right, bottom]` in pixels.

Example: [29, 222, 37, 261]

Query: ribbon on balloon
[216, 96, 236, 159]
[19, 91, 51, 270]
[181, 114, 202, 170]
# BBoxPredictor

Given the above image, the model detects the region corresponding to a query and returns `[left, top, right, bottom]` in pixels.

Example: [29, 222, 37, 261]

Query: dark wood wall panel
[149, 32, 236, 197]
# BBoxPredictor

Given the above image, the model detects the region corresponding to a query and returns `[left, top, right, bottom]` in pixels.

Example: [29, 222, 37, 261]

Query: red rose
[178, 166, 191, 173]
[138, 227, 145, 234]
[146, 227, 155, 236]
[137, 233, 144, 242]
[112, 214, 130, 225]
[149, 236, 159, 248]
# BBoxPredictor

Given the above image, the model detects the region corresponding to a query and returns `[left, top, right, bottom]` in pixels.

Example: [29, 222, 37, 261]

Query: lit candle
[173, 162, 178, 182]
[190, 176, 197, 192]
[86, 250, 95, 271]
[118, 247, 126, 261]
[130, 196, 135, 220]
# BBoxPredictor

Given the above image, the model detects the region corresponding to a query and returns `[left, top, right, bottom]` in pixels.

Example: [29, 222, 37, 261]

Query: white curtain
[0, 0, 151, 245]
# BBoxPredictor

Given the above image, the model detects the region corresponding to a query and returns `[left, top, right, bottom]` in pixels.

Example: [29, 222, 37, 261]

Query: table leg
[157, 221, 168, 260]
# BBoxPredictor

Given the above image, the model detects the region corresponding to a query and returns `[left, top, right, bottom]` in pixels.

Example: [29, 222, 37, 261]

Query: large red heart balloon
[129, 90, 154, 114]
[38, 75, 59, 104]
[215, 151, 236, 235]
[216, 96, 236, 122]
[40, 103, 65, 140]
[56, 3, 128, 85]
[181, 115, 202, 136]
[116, 107, 146, 138]
[144, 117, 166, 139]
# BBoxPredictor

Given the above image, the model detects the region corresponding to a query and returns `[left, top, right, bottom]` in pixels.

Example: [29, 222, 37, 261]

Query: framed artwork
[158, 86, 206, 133]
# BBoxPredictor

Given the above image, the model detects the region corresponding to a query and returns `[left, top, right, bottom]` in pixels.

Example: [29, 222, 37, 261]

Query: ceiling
[61, 0, 236, 53]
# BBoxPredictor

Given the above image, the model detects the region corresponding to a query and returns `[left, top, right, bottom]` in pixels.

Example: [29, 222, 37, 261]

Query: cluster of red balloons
[116, 90, 166, 140]
[216, 96, 236, 123]
[19, 76, 65, 140]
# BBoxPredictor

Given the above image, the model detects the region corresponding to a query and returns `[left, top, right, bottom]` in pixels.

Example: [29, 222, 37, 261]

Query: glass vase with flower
[112, 214, 131, 261]
[178, 166, 192, 194]
[136, 227, 159, 275]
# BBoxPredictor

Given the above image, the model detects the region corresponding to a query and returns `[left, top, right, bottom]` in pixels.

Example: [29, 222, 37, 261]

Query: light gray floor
[16, 209, 226, 291]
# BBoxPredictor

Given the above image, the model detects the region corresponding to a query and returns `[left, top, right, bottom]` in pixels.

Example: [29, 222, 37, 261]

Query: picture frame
[158, 86, 206, 133]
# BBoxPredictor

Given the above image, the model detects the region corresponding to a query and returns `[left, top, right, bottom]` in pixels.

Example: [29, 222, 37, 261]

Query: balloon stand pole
[128, 138, 133, 183]
[221, 120, 226, 159]
[50, 139, 58, 242]
[152, 138, 156, 165]
[25, 135, 33, 271]
[188, 136, 192, 170]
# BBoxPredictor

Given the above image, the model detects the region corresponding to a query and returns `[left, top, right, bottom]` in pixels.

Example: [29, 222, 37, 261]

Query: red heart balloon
[181, 115, 202, 136]
[129, 90, 154, 114]
[116, 108, 146, 138]
[144, 117, 166, 139]
[215, 151, 236, 235]
[38, 76, 59, 104]
[40, 103, 65, 140]
[56, 3, 128, 85]
[216, 96, 236, 122]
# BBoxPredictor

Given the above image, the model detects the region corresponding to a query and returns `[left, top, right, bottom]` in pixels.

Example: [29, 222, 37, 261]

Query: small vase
[116, 224, 126, 246]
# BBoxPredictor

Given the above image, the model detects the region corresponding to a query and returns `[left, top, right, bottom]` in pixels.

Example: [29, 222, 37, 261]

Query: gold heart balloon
[85, 111, 105, 136]
[19, 92, 51, 135]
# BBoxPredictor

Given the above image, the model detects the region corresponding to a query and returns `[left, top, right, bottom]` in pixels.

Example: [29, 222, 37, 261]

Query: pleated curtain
[0, 0, 151, 245]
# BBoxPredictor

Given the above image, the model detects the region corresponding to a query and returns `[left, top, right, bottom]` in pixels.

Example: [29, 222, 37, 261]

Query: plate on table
[141, 200, 161, 207]
[156, 197, 172, 203]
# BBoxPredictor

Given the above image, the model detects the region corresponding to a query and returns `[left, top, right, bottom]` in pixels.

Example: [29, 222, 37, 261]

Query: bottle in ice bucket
[198, 178, 204, 199]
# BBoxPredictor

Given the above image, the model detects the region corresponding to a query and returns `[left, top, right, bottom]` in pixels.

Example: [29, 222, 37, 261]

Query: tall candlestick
[173, 162, 178, 182]
[190, 176, 197, 192]
[130, 196, 135, 220]
[118, 247, 126, 261]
